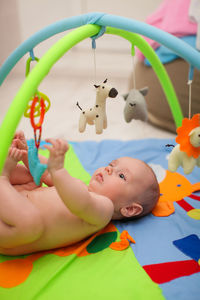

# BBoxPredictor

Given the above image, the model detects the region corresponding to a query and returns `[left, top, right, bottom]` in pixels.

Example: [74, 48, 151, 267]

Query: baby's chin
[88, 179, 98, 193]
[87, 183, 93, 192]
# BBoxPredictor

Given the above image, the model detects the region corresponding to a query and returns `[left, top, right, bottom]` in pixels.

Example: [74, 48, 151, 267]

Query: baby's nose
[105, 166, 113, 175]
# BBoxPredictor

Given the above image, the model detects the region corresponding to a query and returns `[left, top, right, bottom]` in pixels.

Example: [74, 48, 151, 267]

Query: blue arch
[1, 12, 200, 85]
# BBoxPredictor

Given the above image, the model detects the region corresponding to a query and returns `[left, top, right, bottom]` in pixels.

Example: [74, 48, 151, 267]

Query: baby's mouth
[96, 173, 104, 182]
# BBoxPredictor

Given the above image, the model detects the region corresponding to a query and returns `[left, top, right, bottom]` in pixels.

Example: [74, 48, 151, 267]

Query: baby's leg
[0, 150, 43, 248]
[6, 132, 34, 185]
[9, 164, 34, 185]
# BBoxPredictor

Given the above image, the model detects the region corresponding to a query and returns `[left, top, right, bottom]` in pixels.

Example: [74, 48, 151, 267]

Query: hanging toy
[122, 46, 148, 123]
[168, 114, 200, 174]
[24, 55, 51, 185]
[122, 87, 148, 123]
[25, 92, 50, 185]
[77, 79, 118, 134]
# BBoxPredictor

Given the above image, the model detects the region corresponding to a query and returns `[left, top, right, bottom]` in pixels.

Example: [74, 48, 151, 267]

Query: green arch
[0, 24, 182, 174]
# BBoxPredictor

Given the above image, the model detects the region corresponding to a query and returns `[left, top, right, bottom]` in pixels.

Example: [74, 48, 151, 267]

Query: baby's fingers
[63, 142, 69, 152]
[45, 138, 68, 153]
[57, 139, 69, 152]
[9, 148, 26, 161]
[44, 139, 57, 152]
[11, 139, 18, 148]
[13, 131, 20, 140]
[16, 139, 27, 150]
[45, 138, 57, 148]
[43, 143, 53, 152]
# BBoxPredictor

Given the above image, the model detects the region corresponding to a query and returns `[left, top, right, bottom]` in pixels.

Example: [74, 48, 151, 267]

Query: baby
[0, 131, 159, 256]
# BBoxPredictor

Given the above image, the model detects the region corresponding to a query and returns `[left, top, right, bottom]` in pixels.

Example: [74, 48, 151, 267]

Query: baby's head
[89, 157, 159, 220]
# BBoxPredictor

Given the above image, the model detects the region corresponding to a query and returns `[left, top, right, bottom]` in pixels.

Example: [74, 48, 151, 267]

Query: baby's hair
[122, 161, 160, 221]
[138, 162, 160, 216]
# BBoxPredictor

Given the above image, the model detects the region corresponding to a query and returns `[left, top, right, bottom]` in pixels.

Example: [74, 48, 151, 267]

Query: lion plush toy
[168, 114, 200, 174]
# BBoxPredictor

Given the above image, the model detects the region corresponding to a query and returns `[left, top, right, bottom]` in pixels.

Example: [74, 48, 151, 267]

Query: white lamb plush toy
[168, 115, 200, 174]
[77, 79, 118, 134]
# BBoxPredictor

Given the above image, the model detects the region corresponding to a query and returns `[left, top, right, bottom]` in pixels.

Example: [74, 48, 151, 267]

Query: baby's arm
[45, 139, 114, 227]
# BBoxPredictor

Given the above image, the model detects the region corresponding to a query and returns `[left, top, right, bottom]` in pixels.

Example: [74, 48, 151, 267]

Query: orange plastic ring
[30, 96, 45, 130]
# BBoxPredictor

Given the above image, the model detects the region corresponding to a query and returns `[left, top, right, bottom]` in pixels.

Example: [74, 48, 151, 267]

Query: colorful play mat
[0, 138, 200, 299]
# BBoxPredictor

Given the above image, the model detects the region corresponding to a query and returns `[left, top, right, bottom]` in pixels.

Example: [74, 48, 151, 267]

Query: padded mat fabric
[0, 225, 164, 300]
[1, 138, 199, 299]
[71, 138, 200, 300]
[0, 142, 164, 300]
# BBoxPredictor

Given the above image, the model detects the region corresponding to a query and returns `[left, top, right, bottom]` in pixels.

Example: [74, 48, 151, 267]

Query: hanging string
[93, 48, 97, 85]
[131, 45, 136, 89]
[188, 80, 192, 119]
[187, 65, 194, 119]
[132, 55, 136, 89]
[91, 26, 106, 85]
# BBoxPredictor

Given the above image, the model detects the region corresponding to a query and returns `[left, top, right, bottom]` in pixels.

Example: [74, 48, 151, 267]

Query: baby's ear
[120, 203, 143, 218]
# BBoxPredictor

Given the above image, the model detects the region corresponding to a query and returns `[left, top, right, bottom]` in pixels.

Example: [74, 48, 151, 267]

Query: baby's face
[88, 157, 146, 210]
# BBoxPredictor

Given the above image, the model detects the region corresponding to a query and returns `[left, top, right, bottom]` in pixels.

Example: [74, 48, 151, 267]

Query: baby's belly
[2, 187, 101, 256]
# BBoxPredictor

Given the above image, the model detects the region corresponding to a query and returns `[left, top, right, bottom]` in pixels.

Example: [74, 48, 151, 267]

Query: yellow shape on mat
[187, 209, 200, 220]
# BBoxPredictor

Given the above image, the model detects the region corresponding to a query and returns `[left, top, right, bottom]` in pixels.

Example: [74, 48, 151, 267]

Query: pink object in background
[136, 0, 197, 61]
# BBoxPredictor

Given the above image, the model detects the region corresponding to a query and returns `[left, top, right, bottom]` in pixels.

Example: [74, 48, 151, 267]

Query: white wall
[17, 0, 162, 40]
[17, 0, 162, 53]
[0, 0, 21, 65]
[1, 0, 162, 77]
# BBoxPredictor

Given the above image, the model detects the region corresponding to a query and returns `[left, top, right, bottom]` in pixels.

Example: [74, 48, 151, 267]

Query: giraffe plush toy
[77, 79, 118, 134]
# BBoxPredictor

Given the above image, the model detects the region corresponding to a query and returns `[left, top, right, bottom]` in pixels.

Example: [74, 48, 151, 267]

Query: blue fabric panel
[70, 138, 199, 184]
[144, 35, 197, 65]
[160, 273, 200, 300]
[173, 234, 200, 262]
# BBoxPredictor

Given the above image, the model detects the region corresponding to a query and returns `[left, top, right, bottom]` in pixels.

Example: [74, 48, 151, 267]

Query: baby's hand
[9, 145, 26, 162]
[44, 138, 69, 172]
[12, 131, 28, 151]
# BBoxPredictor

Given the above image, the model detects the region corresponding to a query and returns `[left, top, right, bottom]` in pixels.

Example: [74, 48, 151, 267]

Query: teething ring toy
[33, 127, 42, 149]
[24, 92, 51, 118]
[24, 57, 51, 149]
[30, 95, 46, 149]
[30, 95, 46, 129]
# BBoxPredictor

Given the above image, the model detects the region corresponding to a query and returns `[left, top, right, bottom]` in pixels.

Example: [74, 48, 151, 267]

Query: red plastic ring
[30, 96, 45, 130]
[34, 127, 42, 149]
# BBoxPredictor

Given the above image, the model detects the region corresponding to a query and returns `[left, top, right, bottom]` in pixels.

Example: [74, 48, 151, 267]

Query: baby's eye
[119, 173, 126, 180]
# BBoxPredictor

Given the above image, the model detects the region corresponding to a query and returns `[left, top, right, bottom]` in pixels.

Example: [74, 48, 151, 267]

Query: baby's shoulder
[89, 192, 114, 213]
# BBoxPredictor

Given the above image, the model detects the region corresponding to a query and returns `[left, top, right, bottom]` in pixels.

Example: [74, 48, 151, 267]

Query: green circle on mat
[87, 232, 117, 253]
